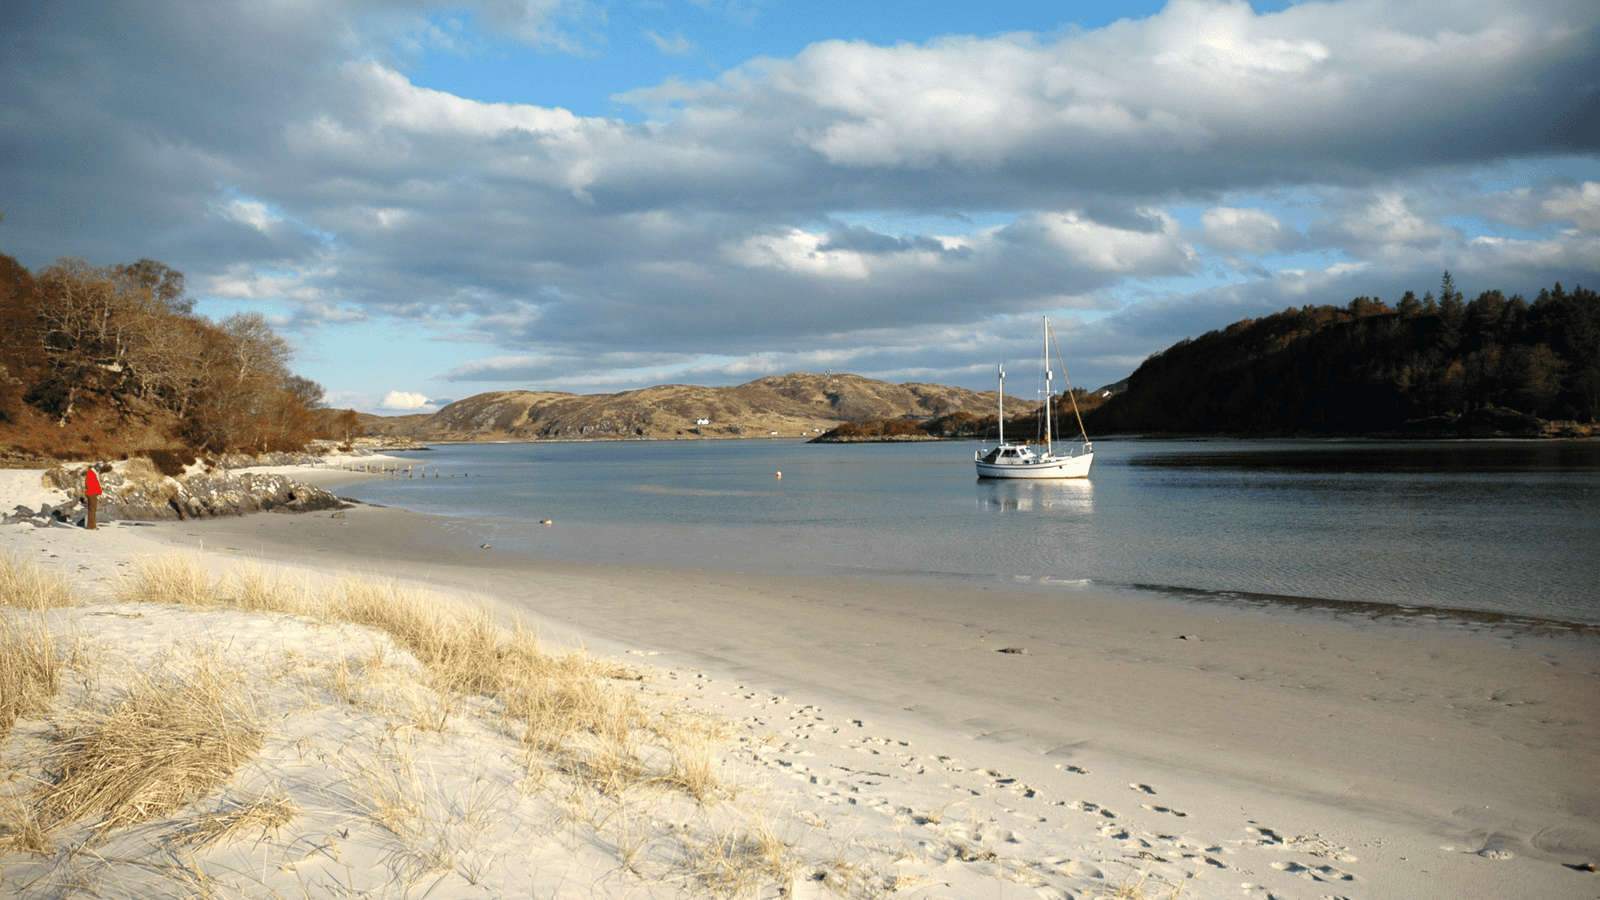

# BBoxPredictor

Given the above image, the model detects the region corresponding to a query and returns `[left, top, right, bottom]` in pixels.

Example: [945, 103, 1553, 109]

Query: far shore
[3, 459, 1598, 899]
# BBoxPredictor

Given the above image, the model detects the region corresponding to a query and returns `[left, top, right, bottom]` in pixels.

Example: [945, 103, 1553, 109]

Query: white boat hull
[975, 447, 1094, 479]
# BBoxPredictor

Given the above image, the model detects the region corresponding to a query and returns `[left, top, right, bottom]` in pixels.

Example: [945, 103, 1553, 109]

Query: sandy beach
[3, 460, 1597, 899]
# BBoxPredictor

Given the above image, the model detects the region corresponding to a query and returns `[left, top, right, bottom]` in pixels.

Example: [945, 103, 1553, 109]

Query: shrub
[145, 447, 196, 478]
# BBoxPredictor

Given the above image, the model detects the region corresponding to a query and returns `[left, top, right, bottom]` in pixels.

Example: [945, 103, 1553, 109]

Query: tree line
[1084, 274, 1600, 436]
[0, 253, 359, 459]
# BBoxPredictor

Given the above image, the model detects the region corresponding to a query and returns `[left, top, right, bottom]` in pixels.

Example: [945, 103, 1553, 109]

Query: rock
[105, 472, 348, 521]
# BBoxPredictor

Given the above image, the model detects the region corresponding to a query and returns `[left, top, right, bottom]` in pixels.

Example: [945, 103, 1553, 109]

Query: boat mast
[997, 364, 1006, 445]
[1042, 317, 1053, 455]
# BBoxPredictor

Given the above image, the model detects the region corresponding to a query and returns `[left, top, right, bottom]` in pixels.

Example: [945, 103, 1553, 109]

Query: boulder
[105, 472, 348, 521]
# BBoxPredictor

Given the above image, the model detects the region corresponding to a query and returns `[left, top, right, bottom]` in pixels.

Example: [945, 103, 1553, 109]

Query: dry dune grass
[32, 659, 262, 839]
[0, 556, 74, 746]
[113, 554, 724, 803]
[689, 812, 799, 896]
[1, 552, 804, 897]
[0, 617, 63, 741]
[171, 793, 298, 850]
[1098, 870, 1192, 900]
[0, 553, 78, 611]
[114, 457, 170, 491]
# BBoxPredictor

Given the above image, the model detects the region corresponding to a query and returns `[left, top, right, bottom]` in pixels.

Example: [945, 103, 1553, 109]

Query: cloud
[379, 390, 436, 411]
[0, 0, 1595, 403]
[1476, 178, 1600, 233]
[645, 29, 698, 57]
[816, 225, 955, 256]
[1198, 207, 1303, 255]
[1311, 191, 1461, 259]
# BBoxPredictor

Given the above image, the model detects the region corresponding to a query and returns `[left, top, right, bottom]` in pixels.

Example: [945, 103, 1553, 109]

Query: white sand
[3, 466, 1597, 899]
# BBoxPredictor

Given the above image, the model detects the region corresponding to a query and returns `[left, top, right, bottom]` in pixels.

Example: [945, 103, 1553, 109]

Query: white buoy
[775, 471, 782, 478]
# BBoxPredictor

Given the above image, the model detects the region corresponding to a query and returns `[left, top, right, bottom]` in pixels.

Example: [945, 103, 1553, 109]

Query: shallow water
[340, 438, 1600, 625]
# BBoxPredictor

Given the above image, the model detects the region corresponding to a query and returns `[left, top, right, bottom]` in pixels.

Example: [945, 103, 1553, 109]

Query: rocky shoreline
[5, 453, 358, 529]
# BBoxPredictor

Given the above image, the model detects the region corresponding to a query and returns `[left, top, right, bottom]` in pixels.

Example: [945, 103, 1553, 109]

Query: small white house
[695, 417, 710, 426]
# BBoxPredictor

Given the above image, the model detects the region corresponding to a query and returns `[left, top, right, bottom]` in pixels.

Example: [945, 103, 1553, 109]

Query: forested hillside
[0, 253, 352, 461]
[1086, 275, 1599, 436]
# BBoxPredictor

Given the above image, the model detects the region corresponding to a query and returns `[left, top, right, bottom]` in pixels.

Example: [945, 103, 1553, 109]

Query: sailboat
[974, 317, 1094, 479]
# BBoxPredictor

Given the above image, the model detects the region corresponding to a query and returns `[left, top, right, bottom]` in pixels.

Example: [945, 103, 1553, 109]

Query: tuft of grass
[0, 791, 51, 855]
[117, 457, 177, 495]
[0, 616, 64, 740]
[0, 553, 78, 610]
[113, 554, 216, 609]
[655, 715, 722, 804]
[688, 813, 799, 897]
[171, 794, 298, 849]
[1097, 870, 1190, 900]
[31, 657, 263, 839]
[218, 563, 311, 615]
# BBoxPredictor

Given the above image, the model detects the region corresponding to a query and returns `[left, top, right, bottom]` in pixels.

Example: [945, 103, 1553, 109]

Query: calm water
[339, 439, 1600, 625]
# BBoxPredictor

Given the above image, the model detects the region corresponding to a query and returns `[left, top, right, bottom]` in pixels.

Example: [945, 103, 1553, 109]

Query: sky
[2, 0, 1597, 414]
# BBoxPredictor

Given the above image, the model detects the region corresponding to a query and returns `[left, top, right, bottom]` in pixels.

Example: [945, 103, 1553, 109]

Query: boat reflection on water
[975, 478, 1094, 514]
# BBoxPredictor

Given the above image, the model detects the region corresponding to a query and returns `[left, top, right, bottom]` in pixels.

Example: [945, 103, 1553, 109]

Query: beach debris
[996, 647, 1029, 655]
[1564, 862, 1598, 872]
[1177, 634, 1199, 640]
[480, 543, 492, 549]
[539, 518, 553, 525]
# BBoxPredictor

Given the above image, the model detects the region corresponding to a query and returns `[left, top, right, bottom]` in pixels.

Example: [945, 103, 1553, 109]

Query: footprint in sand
[1292, 837, 1359, 862]
[1241, 825, 1284, 846]
[1141, 803, 1188, 818]
[1271, 861, 1356, 882]
[1130, 783, 1156, 794]
[1059, 859, 1103, 878]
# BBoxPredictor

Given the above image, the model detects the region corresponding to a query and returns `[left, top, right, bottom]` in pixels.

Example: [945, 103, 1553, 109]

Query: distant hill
[1084, 280, 1599, 437]
[357, 373, 1009, 442]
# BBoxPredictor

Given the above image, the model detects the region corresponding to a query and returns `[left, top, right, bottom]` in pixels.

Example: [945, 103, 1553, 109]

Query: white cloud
[645, 29, 698, 57]
[379, 390, 435, 411]
[1314, 192, 1461, 259]
[1479, 179, 1600, 233]
[1199, 207, 1302, 255]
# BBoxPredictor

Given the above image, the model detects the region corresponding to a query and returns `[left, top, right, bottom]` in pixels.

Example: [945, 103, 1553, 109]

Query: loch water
[341, 439, 1600, 626]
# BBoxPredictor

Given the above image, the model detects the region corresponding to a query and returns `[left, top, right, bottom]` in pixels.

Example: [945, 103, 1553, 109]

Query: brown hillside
[362, 374, 1015, 442]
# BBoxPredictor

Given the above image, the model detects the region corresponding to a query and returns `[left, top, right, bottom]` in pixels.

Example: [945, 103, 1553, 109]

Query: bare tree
[114, 258, 191, 314]
[32, 258, 144, 424]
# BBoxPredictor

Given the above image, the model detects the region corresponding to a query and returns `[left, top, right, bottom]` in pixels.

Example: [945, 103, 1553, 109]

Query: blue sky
[2, 0, 1596, 413]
